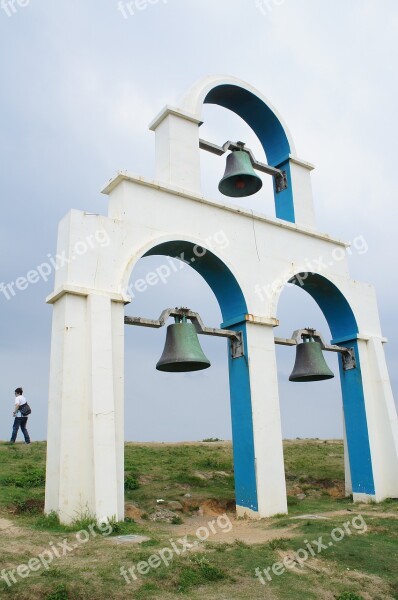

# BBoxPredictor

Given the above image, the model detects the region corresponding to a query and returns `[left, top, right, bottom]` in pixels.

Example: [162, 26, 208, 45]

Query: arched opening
[203, 84, 292, 167]
[179, 77, 297, 223]
[124, 239, 259, 513]
[124, 253, 227, 441]
[276, 284, 341, 439]
[143, 241, 247, 321]
[199, 104, 276, 218]
[201, 83, 295, 222]
[275, 273, 375, 498]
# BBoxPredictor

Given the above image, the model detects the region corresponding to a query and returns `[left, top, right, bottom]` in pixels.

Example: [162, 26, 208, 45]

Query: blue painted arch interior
[145, 240, 247, 322]
[204, 84, 295, 223]
[288, 273, 375, 495]
[204, 85, 291, 167]
[144, 240, 259, 511]
[289, 273, 358, 340]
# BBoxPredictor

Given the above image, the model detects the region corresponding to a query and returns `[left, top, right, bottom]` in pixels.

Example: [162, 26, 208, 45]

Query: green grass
[284, 438, 344, 481]
[45, 584, 69, 600]
[123, 442, 236, 511]
[0, 439, 397, 600]
[0, 466, 45, 488]
[124, 473, 140, 490]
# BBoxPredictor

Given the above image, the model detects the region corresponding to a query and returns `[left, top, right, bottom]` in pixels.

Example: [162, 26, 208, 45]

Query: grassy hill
[0, 440, 397, 600]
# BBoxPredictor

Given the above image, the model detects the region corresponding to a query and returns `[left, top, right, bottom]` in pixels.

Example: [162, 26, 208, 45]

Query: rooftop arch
[181, 75, 296, 167]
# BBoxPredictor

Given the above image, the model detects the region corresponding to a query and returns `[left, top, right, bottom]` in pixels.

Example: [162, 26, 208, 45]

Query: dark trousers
[11, 417, 30, 443]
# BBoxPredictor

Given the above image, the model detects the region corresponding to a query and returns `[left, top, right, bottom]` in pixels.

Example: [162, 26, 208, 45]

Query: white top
[15, 395, 27, 415]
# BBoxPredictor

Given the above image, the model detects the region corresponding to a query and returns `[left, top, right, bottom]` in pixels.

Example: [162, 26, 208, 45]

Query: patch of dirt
[274, 552, 395, 599]
[338, 569, 395, 600]
[170, 514, 296, 546]
[321, 509, 398, 519]
[195, 498, 236, 516]
[327, 484, 345, 498]
[137, 474, 154, 485]
[0, 517, 26, 536]
[289, 479, 345, 498]
[177, 497, 235, 515]
[277, 552, 333, 576]
[305, 489, 323, 498]
[190, 470, 231, 482]
[358, 510, 398, 518]
[0, 517, 44, 557]
[11, 499, 44, 515]
[148, 508, 178, 522]
[193, 471, 209, 480]
[125, 502, 144, 520]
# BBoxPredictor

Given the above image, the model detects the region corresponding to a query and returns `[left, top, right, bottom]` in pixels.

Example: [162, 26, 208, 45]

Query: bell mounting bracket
[274, 328, 357, 371]
[124, 307, 244, 359]
[199, 138, 288, 194]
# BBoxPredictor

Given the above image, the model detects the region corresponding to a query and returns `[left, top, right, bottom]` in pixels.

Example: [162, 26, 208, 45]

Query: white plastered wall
[45, 76, 398, 523]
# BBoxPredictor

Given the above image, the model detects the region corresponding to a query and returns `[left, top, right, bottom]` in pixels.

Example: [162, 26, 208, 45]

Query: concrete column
[45, 293, 93, 522]
[45, 292, 124, 524]
[357, 337, 398, 500]
[336, 333, 398, 503]
[87, 294, 123, 522]
[111, 300, 126, 518]
[288, 158, 317, 229]
[149, 107, 202, 193]
[247, 322, 288, 517]
[229, 319, 287, 519]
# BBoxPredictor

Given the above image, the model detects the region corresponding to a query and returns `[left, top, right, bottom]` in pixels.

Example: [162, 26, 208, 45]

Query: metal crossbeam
[274, 328, 356, 371]
[124, 307, 244, 359]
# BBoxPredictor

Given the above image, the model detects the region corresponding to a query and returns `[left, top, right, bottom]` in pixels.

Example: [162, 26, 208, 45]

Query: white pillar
[289, 157, 317, 229]
[149, 107, 202, 193]
[45, 293, 93, 522]
[45, 292, 124, 524]
[111, 300, 126, 518]
[358, 337, 398, 500]
[245, 321, 287, 517]
[87, 294, 124, 521]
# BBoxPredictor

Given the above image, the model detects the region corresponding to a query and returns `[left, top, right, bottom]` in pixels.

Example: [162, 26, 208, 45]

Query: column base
[352, 492, 376, 503]
[236, 504, 288, 519]
[236, 505, 261, 519]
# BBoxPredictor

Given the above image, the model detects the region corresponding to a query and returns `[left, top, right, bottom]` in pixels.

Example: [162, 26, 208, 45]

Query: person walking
[10, 387, 31, 444]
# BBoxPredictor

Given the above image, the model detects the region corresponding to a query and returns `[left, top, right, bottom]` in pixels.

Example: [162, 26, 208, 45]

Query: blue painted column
[294, 274, 376, 500]
[222, 315, 287, 518]
[225, 320, 259, 513]
[333, 336, 375, 497]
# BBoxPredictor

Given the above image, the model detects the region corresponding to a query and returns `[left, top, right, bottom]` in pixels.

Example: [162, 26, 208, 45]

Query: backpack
[19, 402, 32, 416]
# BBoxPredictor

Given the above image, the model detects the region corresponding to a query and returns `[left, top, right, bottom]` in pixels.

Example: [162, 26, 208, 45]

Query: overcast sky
[1, 0, 397, 442]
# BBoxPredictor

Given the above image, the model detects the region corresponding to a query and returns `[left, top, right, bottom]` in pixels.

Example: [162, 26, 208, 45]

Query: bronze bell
[218, 150, 263, 198]
[289, 336, 334, 382]
[156, 316, 211, 373]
